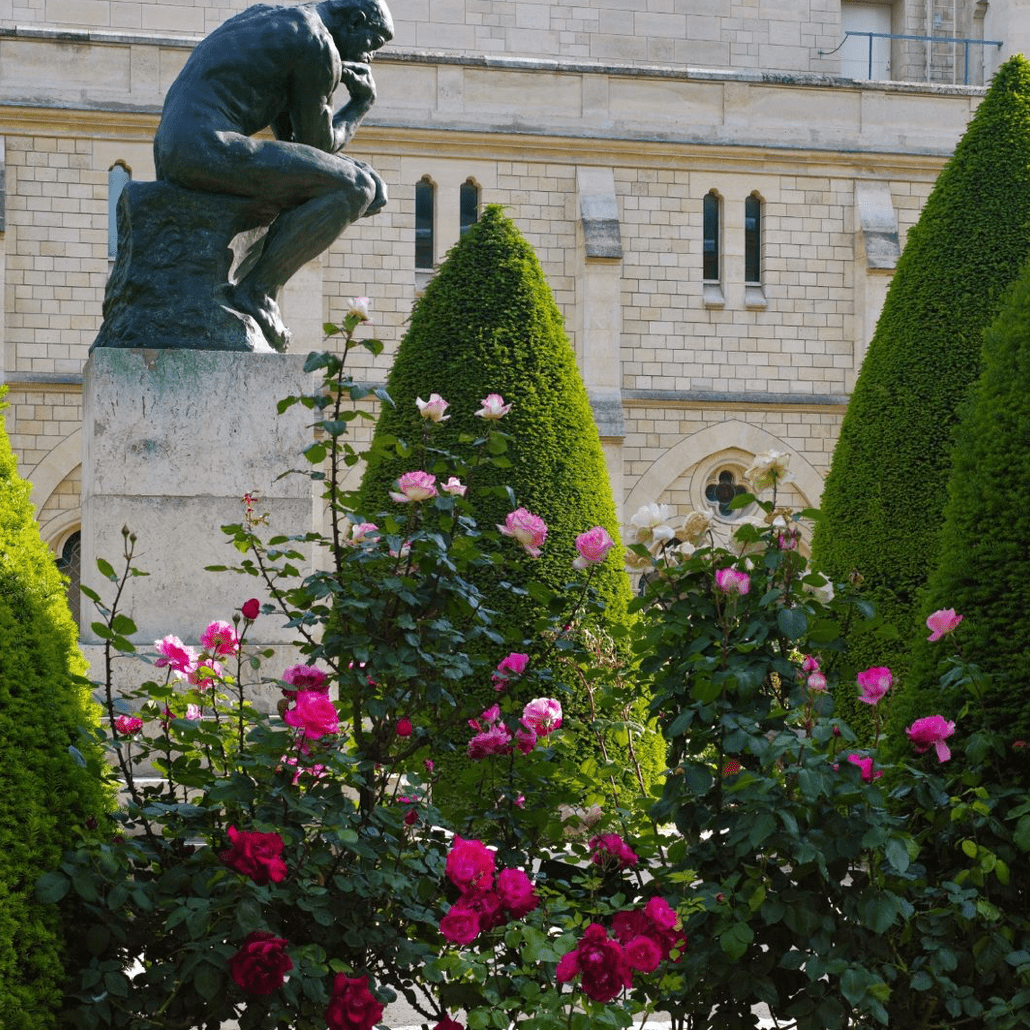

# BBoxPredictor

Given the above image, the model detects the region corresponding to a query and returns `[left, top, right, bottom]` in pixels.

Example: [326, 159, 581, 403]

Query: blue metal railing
[825, 31, 1003, 85]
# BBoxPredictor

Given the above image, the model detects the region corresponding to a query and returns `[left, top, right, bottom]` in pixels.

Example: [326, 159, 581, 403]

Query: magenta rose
[844, 753, 883, 782]
[445, 836, 495, 891]
[326, 974, 383, 1030]
[589, 832, 639, 870]
[495, 867, 538, 918]
[856, 666, 893, 706]
[283, 690, 339, 739]
[220, 825, 287, 885]
[907, 714, 956, 763]
[492, 651, 529, 691]
[228, 930, 292, 996]
[439, 904, 480, 944]
[113, 714, 144, 736]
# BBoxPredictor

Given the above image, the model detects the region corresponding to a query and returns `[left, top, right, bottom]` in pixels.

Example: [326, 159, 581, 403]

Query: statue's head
[318, 0, 394, 62]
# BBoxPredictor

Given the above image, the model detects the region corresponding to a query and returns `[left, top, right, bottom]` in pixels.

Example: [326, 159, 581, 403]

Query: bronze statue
[93, 0, 392, 353]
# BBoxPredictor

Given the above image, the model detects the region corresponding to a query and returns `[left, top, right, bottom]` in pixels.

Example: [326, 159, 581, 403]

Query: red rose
[396, 717, 413, 737]
[435, 1018, 464, 1030]
[326, 974, 383, 1030]
[439, 904, 480, 944]
[562, 923, 632, 1003]
[242, 598, 260, 620]
[220, 826, 287, 885]
[228, 931, 292, 996]
[624, 934, 662, 973]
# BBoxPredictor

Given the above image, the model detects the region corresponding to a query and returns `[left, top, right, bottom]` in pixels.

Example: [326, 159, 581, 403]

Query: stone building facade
[0, 0, 1025, 599]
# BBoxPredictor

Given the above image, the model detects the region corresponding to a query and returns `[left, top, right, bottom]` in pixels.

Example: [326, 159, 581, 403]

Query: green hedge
[811, 55, 1030, 735]
[887, 252, 1030, 769]
[358, 205, 663, 795]
[0, 389, 108, 1029]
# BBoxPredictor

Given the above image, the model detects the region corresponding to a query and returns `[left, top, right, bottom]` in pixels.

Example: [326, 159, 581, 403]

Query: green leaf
[776, 606, 808, 640]
[35, 871, 70, 904]
[885, 837, 910, 874]
[1013, 814, 1030, 852]
[96, 558, 117, 582]
[719, 921, 754, 960]
[193, 962, 222, 1002]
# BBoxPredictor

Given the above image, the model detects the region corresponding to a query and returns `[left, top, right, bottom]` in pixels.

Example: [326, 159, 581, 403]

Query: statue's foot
[233, 284, 291, 352]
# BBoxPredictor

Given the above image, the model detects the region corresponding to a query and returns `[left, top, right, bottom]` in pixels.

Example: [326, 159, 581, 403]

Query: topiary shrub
[0, 388, 109, 1029]
[358, 204, 663, 807]
[886, 252, 1030, 773]
[812, 55, 1030, 736]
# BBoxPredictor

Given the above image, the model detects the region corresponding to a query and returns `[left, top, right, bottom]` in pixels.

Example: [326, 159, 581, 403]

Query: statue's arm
[330, 62, 377, 152]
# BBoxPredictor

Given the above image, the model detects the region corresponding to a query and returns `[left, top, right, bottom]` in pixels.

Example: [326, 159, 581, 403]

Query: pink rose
[714, 567, 750, 595]
[926, 608, 963, 642]
[514, 725, 537, 754]
[228, 930, 292, 996]
[498, 508, 547, 558]
[475, 393, 511, 420]
[907, 715, 956, 763]
[495, 867, 538, 918]
[154, 635, 197, 675]
[113, 714, 143, 735]
[589, 833, 639, 870]
[467, 724, 513, 760]
[574, 526, 615, 569]
[807, 672, 827, 692]
[283, 690, 339, 739]
[491, 652, 529, 691]
[439, 904, 480, 944]
[201, 620, 239, 658]
[441, 477, 467, 497]
[348, 521, 380, 544]
[416, 393, 450, 422]
[644, 896, 678, 931]
[241, 598, 260, 620]
[220, 826, 287, 885]
[521, 697, 562, 737]
[390, 470, 438, 504]
[281, 664, 329, 697]
[801, 655, 821, 673]
[326, 974, 382, 1030]
[446, 836, 495, 891]
[856, 666, 893, 706]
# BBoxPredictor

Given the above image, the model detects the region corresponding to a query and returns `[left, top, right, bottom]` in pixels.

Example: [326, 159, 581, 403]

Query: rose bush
[42, 307, 1030, 1030]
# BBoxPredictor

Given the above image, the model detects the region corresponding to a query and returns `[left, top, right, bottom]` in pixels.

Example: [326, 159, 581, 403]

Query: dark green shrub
[0, 389, 109, 1029]
[358, 205, 662, 799]
[811, 55, 1030, 735]
[887, 252, 1030, 767]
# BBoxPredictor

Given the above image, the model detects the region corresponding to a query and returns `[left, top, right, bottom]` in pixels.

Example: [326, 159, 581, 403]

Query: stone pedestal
[81, 349, 318, 648]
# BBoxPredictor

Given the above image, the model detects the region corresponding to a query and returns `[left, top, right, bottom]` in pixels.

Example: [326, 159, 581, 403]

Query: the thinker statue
[93, 0, 393, 353]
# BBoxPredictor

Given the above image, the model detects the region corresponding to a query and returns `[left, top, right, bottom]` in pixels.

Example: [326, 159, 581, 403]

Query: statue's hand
[339, 62, 376, 105]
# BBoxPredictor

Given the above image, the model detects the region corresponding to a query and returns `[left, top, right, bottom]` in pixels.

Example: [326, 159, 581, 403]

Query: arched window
[704, 468, 753, 521]
[702, 190, 721, 282]
[415, 176, 435, 270]
[744, 193, 762, 285]
[108, 161, 132, 260]
[55, 530, 81, 628]
[460, 179, 480, 237]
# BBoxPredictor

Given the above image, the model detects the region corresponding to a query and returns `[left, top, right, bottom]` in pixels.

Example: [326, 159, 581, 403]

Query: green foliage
[889, 252, 1030, 766]
[812, 54, 1030, 732]
[357, 204, 661, 799]
[0, 388, 109, 1030]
